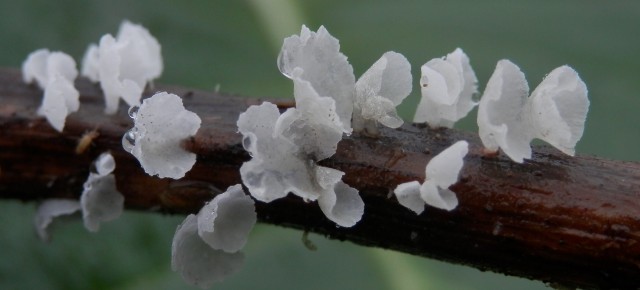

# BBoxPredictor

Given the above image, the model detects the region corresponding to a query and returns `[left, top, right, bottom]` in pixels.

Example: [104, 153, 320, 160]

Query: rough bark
[1, 67, 639, 289]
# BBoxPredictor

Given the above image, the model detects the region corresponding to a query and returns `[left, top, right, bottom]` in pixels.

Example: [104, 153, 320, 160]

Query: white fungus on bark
[278, 26, 413, 136]
[477, 60, 589, 163]
[353, 51, 412, 135]
[238, 102, 363, 226]
[22, 49, 80, 132]
[394, 140, 469, 214]
[172, 215, 245, 289]
[414, 48, 478, 128]
[80, 152, 124, 232]
[278, 25, 355, 133]
[122, 92, 201, 179]
[197, 184, 257, 253]
[81, 20, 163, 114]
[34, 199, 81, 242]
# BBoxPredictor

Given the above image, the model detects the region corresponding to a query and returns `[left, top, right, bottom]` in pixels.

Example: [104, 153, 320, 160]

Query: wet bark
[1, 67, 639, 289]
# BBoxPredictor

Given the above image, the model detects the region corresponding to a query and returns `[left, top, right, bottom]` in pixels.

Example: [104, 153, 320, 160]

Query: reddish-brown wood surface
[1, 67, 639, 289]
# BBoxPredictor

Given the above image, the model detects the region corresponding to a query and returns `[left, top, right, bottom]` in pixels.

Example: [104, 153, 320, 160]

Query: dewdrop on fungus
[81, 20, 163, 114]
[22, 49, 80, 132]
[123, 92, 201, 179]
[477, 60, 589, 162]
[414, 48, 478, 128]
[394, 140, 469, 214]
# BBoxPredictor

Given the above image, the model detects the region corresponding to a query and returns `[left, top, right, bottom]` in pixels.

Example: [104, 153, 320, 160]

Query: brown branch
[1, 67, 639, 289]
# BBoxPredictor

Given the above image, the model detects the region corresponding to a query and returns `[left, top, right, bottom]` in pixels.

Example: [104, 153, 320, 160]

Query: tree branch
[1, 67, 639, 289]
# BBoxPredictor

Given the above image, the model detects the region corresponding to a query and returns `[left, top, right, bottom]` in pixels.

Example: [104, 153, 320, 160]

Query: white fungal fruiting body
[279, 25, 412, 135]
[124, 92, 201, 179]
[81, 20, 163, 114]
[197, 184, 257, 253]
[172, 215, 245, 289]
[80, 153, 124, 232]
[238, 102, 364, 227]
[22, 49, 80, 132]
[34, 199, 82, 242]
[353, 51, 412, 135]
[394, 140, 469, 214]
[34, 152, 123, 240]
[278, 25, 355, 132]
[172, 184, 254, 288]
[414, 48, 478, 128]
[477, 60, 589, 162]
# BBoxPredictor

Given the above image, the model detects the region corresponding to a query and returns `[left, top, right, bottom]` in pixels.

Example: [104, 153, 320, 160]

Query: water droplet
[128, 106, 139, 119]
[122, 130, 137, 152]
[242, 136, 252, 151]
[276, 51, 291, 78]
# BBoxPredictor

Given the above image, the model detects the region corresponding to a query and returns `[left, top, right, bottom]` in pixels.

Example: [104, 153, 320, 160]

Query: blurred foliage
[0, 1, 639, 289]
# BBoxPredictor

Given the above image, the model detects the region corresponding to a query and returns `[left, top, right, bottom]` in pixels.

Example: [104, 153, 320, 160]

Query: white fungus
[414, 48, 478, 128]
[353, 51, 412, 135]
[394, 140, 469, 214]
[22, 49, 80, 132]
[81, 20, 163, 114]
[279, 25, 413, 136]
[123, 92, 201, 179]
[477, 60, 589, 162]
[197, 184, 257, 253]
[238, 102, 364, 226]
[34, 199, 81, 242]
[278, 25, 355, 133]
[172, 215, 245, 289]
[80, 152, 124, 232]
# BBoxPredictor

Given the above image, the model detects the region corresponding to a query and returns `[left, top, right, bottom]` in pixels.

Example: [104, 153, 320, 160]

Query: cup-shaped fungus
[123, 92, 201, 179]
[81, 20, 163, 114]
[414, 48, 478, 128]
[477, 60, 589, 162]
[394, 140, 469, 214]
[80, 153, 124, 232]
[34, 199, 82, 242]
[353, 51, 412, 135]
[22, 49, 80, 132]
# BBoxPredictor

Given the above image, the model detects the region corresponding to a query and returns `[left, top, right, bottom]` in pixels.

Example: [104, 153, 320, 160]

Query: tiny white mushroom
[123, 92, 201, 179]
[80, 153, 124, 232]
[394, 141, 469, 214]
[22, 49, 80, 132]
[81, 20, 163, 114]
[172, 215, 245, 289]
[197, 184, 257, 253]
[278, 25, 356, 132]
[34, 199, 81, 242]
[477, 60, 589, 162]
[414, 48, 478, 128]
[317, 177, 364, 228]
[353, 51, 412, 135]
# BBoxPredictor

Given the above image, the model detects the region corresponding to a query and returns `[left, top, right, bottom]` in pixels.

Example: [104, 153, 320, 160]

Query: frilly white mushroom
[394, 140, 469, 214]
[238, 102, 364, 226]
[34, 199, 81, 242]
[414, 48, 478, 128]
[122, 92, 201, 179]
[22, 49, 80, 132]
[353, 51, 412, 135]
[81, 20, 163, 114]
[278, 25, 355, 132]
[80, 152, 124, 232]
[477, 60, 589, 162]
[197, 184, 257, 253]
[172, 215, 245, 289]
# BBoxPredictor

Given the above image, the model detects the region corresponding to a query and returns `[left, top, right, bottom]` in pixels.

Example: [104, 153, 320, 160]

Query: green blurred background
[1, 1, 639, 289]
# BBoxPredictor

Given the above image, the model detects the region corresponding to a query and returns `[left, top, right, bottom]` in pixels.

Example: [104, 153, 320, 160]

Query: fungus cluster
[20, 21, 592, 289]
